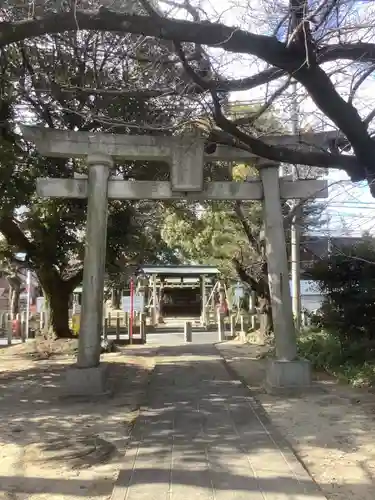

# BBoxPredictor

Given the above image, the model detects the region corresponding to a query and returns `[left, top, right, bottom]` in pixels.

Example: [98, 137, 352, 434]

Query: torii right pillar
[260, 165, 311, 393]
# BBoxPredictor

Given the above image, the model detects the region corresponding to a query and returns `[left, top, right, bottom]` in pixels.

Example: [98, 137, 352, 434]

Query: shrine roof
[140, 265, 220, 276]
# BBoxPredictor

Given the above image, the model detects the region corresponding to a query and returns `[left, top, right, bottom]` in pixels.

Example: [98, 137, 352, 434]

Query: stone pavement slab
[111, 343, 326, 499]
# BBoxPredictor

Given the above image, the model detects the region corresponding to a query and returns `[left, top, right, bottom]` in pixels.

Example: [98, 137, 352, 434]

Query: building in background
[0, 266, 39, 313]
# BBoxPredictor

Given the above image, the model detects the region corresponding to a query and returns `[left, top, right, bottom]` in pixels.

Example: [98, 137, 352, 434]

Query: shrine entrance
[139, 265, 219, 323]
[163, 286, 200, 317]
[22, 125, 332, 394]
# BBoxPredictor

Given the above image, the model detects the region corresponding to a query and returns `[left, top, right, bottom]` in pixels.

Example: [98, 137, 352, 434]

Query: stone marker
[140, 313, 146, 344]
[184, 321, 192, 343]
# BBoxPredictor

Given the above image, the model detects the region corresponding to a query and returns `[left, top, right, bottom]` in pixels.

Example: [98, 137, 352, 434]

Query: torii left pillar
[67, 153, 113, 394]
[78, 153, 112, 368]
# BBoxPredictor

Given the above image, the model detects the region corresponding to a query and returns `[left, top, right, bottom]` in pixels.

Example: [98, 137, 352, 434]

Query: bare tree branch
[175, 41, 363, 179]
[0, 216, 36, 259]
[348, 64, 375, 105]
[233, 77, 292, 126]
[2, 6, 375, 188]
[365, 109, 375, 128]
[233, 201, 262, 255]
[1, 10, 375, 65]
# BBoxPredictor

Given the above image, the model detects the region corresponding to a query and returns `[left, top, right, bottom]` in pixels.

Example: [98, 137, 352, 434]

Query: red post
[129, 276, 134, 344]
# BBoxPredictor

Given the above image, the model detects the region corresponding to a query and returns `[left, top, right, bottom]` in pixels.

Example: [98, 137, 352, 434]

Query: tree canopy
[0, 26, 187, 335]
[0, 0, 374, 191]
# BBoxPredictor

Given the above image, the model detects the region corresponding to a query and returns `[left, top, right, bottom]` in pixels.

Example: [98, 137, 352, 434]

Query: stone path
[111, 343, 326, 499]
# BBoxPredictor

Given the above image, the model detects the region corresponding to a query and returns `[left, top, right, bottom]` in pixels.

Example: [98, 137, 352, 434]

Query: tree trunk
[111, 288, 121, 309]
[10, 285, 20, 319]
[7, 276, 21, 320]
[37, 268, 78, 338]
[45, 287, 72, 338]
[232, 257, 273, 337]
[9, 285, 21, 319]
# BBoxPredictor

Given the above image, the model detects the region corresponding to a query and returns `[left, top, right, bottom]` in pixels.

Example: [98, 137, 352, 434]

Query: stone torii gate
[22, 126, 331, 394]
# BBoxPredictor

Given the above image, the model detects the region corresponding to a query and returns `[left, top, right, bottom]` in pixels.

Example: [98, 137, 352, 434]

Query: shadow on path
[111, 343, 327, 499]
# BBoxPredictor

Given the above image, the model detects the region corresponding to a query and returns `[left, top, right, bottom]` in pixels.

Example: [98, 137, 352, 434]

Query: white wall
[290, 280, 324, 313]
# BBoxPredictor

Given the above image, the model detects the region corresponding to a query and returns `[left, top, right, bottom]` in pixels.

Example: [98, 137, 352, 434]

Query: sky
[324, 170, 375, 236]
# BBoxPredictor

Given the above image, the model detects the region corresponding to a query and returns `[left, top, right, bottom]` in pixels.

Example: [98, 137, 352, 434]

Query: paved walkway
[111, 343, 326, 499]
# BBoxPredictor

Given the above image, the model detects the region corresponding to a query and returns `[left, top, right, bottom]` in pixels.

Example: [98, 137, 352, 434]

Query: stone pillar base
[64, 364, 109, 396]
[265, 358, 311, 394]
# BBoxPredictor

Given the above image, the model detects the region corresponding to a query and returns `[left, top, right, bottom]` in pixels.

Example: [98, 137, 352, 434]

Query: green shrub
[297, 329, 343, 369]
[307, 237, 375, 345]
[297, 329, 375, 387]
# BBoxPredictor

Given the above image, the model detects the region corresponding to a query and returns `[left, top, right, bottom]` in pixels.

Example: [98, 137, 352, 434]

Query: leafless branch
[1, 3, 375, 191]
[348, 64, 375, 105]
[233, 77, 292, 126]
[233, 201, 262, 254]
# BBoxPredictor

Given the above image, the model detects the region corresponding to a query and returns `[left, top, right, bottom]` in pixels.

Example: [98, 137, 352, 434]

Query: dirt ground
[216, 340, 375, 500]
[0, 341, 155, 500]
[4, 338, 375, 500]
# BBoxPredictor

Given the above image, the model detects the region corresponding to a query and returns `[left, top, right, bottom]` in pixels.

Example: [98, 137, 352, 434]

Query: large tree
[0, 1, 374, 190]
[0, 27, 185, 337]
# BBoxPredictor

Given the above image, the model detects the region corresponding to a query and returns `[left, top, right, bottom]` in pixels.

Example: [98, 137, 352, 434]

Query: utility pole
[290, 81, 301, 332]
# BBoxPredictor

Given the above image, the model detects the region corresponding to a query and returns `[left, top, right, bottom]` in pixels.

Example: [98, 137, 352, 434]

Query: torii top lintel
[22, 126, 335, 193]
[22, 126, 340, 162]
